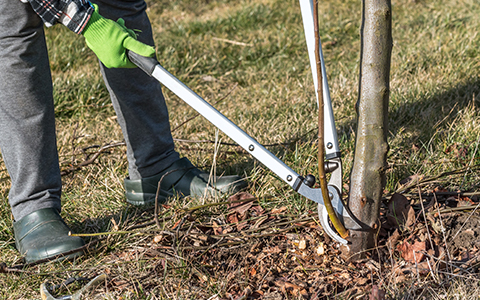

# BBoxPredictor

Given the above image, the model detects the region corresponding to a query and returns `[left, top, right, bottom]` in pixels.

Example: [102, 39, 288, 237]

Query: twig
[429, 204, 480, 215]
[177, 222, 196, 248]
[186, 196, 258, 212]
[60, 142, 126, 176]
[434, 193, 453, 274]
[0, 262, 33, 274]
[174, 139, 239, 146]
[179, 241, 246, 250]
[212, 37, 253, 47]
[384, 190, 480, 201]
[395, 165, 480, 194]
[69, 230, 146, 237]
[71, 122, 80, 170]
[313, 0, 347, 238]
[418, 187, 435, 253]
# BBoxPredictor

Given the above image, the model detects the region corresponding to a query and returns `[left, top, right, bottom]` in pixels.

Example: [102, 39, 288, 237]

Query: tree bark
[347, 0, 392, 259]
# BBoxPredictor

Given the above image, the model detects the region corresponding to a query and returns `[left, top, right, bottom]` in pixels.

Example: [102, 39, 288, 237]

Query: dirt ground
[67, 186, 480, 299]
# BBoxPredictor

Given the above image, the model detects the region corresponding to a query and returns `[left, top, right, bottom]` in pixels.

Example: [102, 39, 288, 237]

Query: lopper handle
[127, 50, 158, 76]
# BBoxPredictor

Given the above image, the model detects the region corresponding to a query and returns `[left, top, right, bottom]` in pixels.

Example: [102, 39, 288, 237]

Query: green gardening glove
[82, 4, 156, 68]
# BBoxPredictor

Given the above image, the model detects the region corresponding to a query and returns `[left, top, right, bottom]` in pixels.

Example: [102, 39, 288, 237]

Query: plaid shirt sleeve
[24, 0, 94, 34]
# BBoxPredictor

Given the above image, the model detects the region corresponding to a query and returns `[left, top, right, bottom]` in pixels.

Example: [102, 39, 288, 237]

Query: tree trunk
[346, 0, 392, 259]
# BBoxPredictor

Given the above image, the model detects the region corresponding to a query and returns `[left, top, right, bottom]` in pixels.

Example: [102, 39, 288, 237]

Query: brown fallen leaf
[226, 212, 248, 231]
[445, 143, 468, 158]
[354, 276, 369, 286]
[212, 220, 223, 235]
[399, 174, 423, 186]
[228, 192, 256, 217]
[271, 206, 287, 214]
[387, 193, 415, 229]
[457, 196, 475, 207]
[369, 285, 386, 300]
[397, 240, 426, 263]
[274, 280, 306, 297]
[111, 279, 129, 290]
[227, 212, 239, 224]
[153, 234, 164, 244]
[250, 205, 265, 216]
[387, 229, 401, 250]
[398, 260, 431, 275]
[171, 218, 183, 230]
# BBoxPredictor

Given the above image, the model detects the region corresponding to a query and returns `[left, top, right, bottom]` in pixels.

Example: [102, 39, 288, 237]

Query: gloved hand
[81, 4, 156, 68]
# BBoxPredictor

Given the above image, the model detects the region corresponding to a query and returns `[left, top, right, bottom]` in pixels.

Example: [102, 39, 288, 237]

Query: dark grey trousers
[0, 0, 179, 220]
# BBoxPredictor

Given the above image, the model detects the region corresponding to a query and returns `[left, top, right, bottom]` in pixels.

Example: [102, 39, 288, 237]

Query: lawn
[1, 0, 480, 299]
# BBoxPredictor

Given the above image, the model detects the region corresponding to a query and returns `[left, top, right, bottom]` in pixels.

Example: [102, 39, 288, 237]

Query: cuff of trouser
[12, 200, 62, 222]
[128, 151, 180, 181]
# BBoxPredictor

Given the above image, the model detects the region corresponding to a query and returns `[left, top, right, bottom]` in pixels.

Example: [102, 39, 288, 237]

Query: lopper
[40, 274, 107, 300]
[127, 0, 362, 245]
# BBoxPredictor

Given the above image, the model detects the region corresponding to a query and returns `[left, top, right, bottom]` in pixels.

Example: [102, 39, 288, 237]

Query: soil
[36, 189, 480, 299]
[447, 213, 480, 252]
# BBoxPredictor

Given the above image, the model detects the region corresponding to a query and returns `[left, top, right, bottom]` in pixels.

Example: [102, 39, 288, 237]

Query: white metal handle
[151, 65, 303, 189]
[299, 0, 341, 159]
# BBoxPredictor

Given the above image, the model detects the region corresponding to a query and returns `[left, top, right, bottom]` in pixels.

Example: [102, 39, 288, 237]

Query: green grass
[1, 0, 480, 298]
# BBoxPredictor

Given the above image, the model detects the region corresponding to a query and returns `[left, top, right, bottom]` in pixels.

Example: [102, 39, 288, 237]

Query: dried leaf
[369, 285, 386, 300]
[445, 143, 468, 158]
[229, 202, 253, 217]
[236, 220, 248, 231]
[397, 240, 426, 263]
[265, 246, 282, 254]
[355, 277, 369, 286]
[316, 242, 325, 256]
[275, 280, 305, 296]
[387, 229, 400, 250]
[111, 218, 119, 231]
[111, 279, 129, 289]
[228, 192, 256, 217]
[212, 220, 223, 235]
[171, 218, 183, 230]
[271, 206, 287, 214]
[399, 174, 423, 186]
[227, 213, 239, 224]
[153, 234, 164, 244]
[434, 187, 448, 193]
[250, 205, 265, 216]
[457, 196, 475, 207]
[298, 240, 307, 250]
[406, 206, 416, 228]
[387, 193, 415, 229]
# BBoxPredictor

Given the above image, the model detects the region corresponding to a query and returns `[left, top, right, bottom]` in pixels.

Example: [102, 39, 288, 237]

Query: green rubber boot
[125, 158, 247, 205]
[13, 208, 85, 264]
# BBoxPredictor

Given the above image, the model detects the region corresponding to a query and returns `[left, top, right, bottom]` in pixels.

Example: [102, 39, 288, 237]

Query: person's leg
[0, 1, 61, 221]
[94, 0, 247, 205]
[0, 1, 83, 263]
[93, 0, 180, 181]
